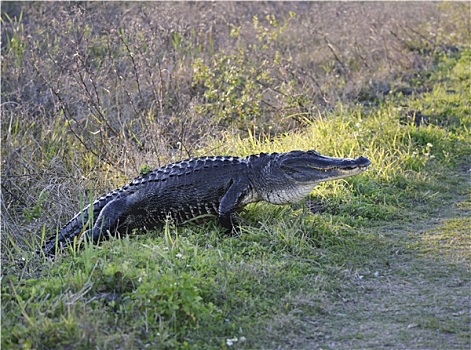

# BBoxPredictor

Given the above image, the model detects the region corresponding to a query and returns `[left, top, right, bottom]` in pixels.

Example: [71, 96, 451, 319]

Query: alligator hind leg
[84, 196, 129, 243]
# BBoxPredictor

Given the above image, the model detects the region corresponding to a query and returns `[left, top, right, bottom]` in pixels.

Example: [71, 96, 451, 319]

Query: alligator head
[278, 149, 371, 182]
[255, 150, 371, 204]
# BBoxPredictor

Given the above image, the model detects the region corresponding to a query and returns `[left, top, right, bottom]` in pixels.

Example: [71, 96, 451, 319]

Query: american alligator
[42, 150, 371, 255]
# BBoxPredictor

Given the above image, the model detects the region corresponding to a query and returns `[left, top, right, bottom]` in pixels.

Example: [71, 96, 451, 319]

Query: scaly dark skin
[42, 150, 371, 255]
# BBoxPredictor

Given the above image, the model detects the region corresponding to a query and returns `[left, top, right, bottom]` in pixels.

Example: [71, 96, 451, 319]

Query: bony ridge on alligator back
[42, 149, 371, 255]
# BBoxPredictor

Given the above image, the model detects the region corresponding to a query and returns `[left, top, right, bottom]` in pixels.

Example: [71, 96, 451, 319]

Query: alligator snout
[356, 156, 371, 167]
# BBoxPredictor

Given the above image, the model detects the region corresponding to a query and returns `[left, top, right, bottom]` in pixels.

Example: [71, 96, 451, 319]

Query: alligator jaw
[309, 155, 371, 181]
[278, 150, 371, 184]
[315, 162, 370, 181]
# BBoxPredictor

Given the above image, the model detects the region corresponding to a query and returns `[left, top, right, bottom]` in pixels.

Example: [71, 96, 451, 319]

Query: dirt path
[320, 188, 468, 349]
[272, 172, 470, 349]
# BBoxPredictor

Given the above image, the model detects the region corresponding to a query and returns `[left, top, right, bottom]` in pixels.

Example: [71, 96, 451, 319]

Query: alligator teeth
[313, 165, 366, 172]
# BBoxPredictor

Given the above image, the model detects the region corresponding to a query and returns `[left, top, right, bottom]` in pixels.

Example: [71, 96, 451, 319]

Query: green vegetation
[2, 3, 470, 349]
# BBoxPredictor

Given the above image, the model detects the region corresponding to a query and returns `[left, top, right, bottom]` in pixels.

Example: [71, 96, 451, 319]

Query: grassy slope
[2, 52, 470, 350]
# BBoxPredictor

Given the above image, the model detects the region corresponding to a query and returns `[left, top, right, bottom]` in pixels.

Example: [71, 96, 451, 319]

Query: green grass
[2, 47, 470, 349]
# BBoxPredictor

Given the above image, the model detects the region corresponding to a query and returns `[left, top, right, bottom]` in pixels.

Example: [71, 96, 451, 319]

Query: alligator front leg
[218, 179, 250, 234]
[218, 211, 239, 234]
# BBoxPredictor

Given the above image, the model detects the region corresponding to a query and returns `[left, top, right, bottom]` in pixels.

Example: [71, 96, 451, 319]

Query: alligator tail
[41, 189, 122, 256]
[41, 174, 147, 256]
[41, 204, 94, 256]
